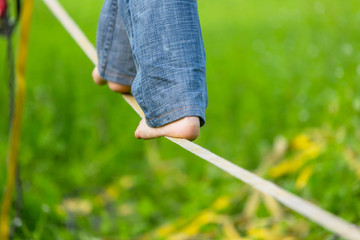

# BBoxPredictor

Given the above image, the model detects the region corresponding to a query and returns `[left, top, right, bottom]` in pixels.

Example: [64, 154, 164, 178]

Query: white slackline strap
[42, 0, 360, 239]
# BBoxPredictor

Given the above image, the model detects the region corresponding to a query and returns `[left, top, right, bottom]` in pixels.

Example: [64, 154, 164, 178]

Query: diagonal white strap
[42, 0, 360, 239]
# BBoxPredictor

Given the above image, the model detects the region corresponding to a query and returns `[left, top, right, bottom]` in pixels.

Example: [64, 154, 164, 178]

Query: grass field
[1, 0, 360, 239]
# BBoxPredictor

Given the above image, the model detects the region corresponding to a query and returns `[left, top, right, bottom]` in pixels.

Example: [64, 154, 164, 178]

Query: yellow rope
[0, 0, 34, 239]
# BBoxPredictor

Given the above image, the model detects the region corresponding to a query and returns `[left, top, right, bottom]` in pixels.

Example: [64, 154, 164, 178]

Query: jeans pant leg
[118, 0, 208, 127]
[97, 0, 136, 85]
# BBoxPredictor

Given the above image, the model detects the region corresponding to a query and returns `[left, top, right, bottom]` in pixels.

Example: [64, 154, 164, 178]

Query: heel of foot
[179, 117, 200, 140]
[134, 116, 200, 141]
[167, 116, 200, 141]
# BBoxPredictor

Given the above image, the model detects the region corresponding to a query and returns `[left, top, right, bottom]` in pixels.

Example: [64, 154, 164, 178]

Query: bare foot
[92, 66, 131, 93]
[134, 116, 200, 141]
[92, 66, 107, 85]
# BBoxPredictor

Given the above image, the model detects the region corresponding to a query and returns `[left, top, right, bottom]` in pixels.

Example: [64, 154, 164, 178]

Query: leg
[94, 0, 136, 93]
[119, 0, 208, 140]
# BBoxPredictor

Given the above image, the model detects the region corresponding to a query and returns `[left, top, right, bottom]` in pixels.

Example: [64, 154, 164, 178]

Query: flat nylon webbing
[42, 0, 360, 239]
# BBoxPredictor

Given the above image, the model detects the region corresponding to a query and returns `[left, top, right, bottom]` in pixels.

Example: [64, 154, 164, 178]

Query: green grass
[1, 0, 360, 239]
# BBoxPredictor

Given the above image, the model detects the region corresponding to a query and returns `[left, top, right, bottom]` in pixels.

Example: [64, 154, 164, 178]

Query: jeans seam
[100, 0, 117, 74]
[105, 70, 135, 79]
[147, 106, 202, 121]
[127, 4, 149, 115]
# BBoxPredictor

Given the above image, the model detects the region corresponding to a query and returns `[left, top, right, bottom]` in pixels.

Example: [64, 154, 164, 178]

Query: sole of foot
[135, 116, 200, 141]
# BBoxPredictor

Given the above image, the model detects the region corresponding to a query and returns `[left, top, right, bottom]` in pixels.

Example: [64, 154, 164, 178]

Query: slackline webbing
[42, 0, 360, 239]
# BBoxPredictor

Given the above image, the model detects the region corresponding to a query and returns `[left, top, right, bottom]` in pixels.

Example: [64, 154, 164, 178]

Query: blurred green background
[1, 0, 360, 239]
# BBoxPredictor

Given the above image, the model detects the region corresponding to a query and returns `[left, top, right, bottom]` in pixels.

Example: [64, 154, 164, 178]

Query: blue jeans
[96, 0, 208, 127]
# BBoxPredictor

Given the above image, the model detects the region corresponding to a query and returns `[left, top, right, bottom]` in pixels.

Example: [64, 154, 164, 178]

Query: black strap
[16, 0, 21, 20]
[3, 1, 24, 236]
[0, 15, 12, 36]
[7, 34, 14, 125]
[0, 0, 21, 36]
[1, 0, 21, 123]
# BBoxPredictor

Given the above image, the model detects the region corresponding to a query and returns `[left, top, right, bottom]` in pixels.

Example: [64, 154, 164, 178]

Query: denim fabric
[96, 0, 208, 127]
[96, 0, 136, 85]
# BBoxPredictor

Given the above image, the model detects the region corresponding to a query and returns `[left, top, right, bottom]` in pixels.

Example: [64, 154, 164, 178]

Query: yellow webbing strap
[0, 0, 34, 239]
